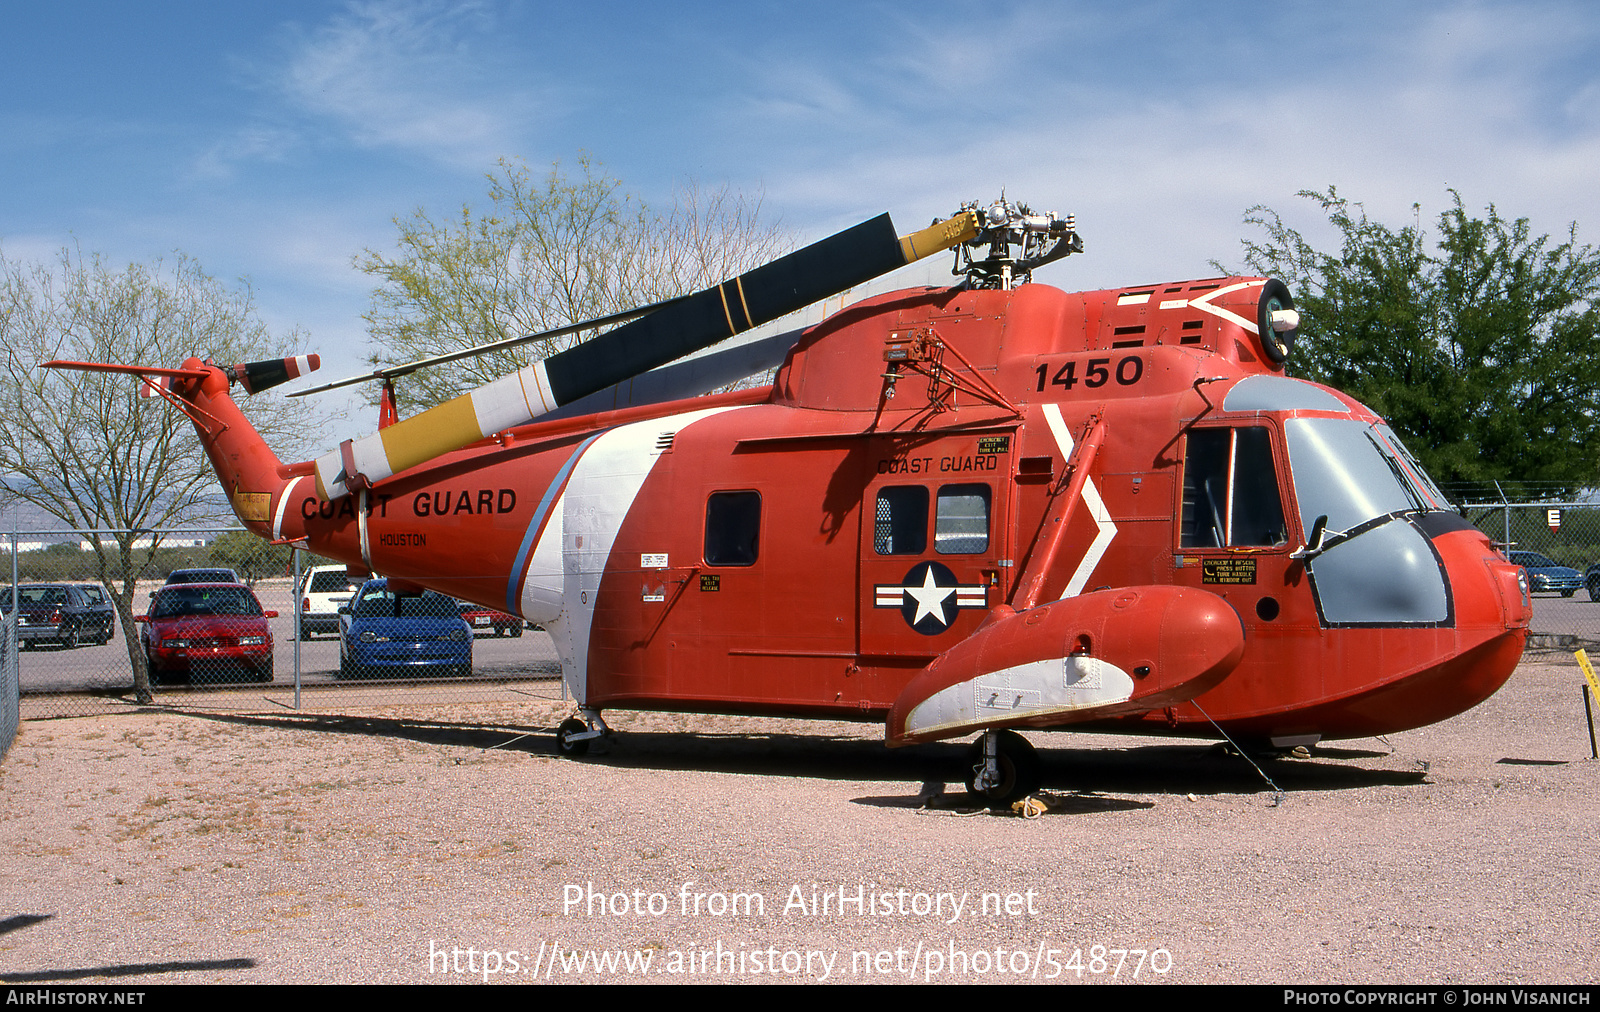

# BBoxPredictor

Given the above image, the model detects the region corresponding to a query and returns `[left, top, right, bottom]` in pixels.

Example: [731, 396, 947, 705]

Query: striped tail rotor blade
[230, 355, 322, 395]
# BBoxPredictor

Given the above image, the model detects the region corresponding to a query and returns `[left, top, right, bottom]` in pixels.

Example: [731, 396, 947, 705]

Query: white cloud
[191, 125, 302, 180]
[270, 0, 554, 169]
[738, 0, 1600, 289]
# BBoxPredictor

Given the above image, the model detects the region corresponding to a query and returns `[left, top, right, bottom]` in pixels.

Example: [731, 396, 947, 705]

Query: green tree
[209, 530, 290, 587]
[355, 156, 793, 410]
[0, 247, 321, 702]
[1228, 188, 1600, 496]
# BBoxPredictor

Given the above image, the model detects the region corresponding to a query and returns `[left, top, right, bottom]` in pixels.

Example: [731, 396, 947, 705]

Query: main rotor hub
[951, 198, 1082, 290]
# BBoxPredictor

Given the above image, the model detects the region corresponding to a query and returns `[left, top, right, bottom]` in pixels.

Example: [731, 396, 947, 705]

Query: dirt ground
[1, 660, 1597, 985]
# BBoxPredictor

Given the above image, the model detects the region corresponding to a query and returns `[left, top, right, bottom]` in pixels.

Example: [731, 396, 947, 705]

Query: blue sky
[4, 0, 1598, 433]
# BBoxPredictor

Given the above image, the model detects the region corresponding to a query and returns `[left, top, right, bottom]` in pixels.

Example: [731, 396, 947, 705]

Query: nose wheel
[964, 729, 1041, 806]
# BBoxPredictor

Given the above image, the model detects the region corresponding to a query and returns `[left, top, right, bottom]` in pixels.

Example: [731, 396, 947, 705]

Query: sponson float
[47, 199, 1530, 804]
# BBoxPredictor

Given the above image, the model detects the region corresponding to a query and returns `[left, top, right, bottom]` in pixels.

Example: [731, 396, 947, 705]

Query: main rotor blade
[286, 296, 689, 398]
[541, 326, 804, 421]
[312, 209, 980, 500]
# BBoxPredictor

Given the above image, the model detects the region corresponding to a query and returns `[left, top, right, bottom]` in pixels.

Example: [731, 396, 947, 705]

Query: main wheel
[555, 717, 591, 757]
[964, 730, 1041, 806]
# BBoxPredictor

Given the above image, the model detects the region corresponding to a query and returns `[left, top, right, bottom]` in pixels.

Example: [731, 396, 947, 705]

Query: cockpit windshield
[1284, 418, 1449, 534]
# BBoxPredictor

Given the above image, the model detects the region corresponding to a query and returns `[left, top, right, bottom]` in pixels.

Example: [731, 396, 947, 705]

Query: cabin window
[1181, 427, 1287, 548]
[935, 484, 991, 554]
[704, 491, 761, 566]
[874, 486, 928, 555]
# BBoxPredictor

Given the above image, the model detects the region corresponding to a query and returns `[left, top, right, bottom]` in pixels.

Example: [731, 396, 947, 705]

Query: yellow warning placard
[1202, 557, 1257, 585]
[233, 492, 271, 523]
[1576, 649, 1600, 699]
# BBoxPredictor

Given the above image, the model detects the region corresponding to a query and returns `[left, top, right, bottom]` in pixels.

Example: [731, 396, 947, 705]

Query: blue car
[338, 579, 472, 679]
[1508, 552, 1584, 597]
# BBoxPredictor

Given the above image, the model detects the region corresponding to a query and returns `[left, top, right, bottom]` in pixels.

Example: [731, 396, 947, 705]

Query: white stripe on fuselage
[519, 405, 745, 702]
[1041, 403, 1118, 599]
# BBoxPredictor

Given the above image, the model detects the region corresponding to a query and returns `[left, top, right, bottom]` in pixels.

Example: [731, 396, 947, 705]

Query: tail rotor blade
[229, 355, 322, 395]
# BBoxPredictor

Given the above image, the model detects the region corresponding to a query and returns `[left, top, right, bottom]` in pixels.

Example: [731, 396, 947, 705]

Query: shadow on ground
[159, 708, 1430, 804]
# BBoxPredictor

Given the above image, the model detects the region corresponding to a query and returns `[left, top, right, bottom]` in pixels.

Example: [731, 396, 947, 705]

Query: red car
[137, 583, 277, 684]
[456, 599, 523, 637]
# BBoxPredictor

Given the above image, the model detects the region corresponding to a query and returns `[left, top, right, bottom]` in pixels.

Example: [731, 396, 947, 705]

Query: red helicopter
[47, 200, 1531, 804]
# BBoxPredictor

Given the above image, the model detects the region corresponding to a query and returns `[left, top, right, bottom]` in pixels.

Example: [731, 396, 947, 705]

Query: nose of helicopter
[1318, 518, 1530, 737]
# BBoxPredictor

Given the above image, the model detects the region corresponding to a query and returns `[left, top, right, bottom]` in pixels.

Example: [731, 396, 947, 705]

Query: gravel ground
[1, 660, 1596, 985]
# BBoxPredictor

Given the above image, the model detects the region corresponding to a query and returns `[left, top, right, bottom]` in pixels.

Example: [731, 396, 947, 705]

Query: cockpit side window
[1181, 426, 1288, 548]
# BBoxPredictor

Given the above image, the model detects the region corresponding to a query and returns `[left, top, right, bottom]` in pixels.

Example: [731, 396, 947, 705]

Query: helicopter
[46, 199, 1531, 805]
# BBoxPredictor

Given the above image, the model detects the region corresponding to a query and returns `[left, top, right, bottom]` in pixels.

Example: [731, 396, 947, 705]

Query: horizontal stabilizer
[41, 359, 211, 380]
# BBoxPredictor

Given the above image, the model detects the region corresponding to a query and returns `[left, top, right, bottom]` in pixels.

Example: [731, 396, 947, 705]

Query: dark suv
[1, 583, 116, 648]
[164, 568, 243, 586]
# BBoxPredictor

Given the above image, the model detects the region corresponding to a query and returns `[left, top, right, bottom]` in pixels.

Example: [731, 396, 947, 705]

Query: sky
[3, 0, 1598, 436]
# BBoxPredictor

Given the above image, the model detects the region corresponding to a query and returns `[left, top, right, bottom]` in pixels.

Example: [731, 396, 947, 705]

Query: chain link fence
[1457, 499, 1600, 657]
[5, 501, 1599, 724]
[2, 609, 17, 757]
[4, 528, 561, 720]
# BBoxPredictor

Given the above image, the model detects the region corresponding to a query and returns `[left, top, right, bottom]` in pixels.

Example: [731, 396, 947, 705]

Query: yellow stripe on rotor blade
[377, 392, 485, 475]
[898, 210, 981, 264]
[716, 282, 738, 336]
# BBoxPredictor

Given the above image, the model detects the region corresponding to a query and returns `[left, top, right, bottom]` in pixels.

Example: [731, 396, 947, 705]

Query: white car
[298, 565, 359, 639]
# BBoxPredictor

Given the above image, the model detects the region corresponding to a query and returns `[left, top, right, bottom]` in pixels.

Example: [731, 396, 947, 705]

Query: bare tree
[0, 246, 321, 702]
[355, 156, 793, 411]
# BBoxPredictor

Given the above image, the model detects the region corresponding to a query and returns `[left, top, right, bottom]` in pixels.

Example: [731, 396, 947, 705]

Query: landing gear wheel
[556, 717, 591, 758]
[964, 729, 1041, 807]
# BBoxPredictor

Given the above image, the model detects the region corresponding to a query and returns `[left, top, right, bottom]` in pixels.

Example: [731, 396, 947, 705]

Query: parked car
[164, 568, 243, 586]
[338, 579, 471, 680]
[137, 583, 277, 684]
[0, 583, 115, 648]
[299, 564, 360, 639]
[1507, 551, 1583, 597]
[457, 599, 524, 637]
[1585, 563, 1600, 602]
